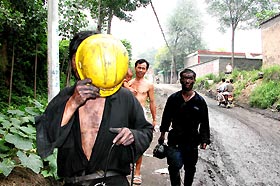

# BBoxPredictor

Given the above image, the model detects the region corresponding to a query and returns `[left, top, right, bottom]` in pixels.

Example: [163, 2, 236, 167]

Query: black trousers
[63, 175, 129, 186]
[166, 145, 198, 186]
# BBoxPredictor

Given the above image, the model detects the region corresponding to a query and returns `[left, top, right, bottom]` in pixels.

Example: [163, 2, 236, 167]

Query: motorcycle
[216, 90, 233, 108]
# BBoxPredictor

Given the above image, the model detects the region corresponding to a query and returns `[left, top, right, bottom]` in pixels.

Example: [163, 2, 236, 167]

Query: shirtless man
[128, 59, 156, 185]
[36, 32, 153, 186]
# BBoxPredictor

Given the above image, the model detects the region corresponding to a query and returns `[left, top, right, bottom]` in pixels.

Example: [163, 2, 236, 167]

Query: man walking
[36, 32, 153, 186]
[128, 59, 156, 185]
[158, 68, 210, 186]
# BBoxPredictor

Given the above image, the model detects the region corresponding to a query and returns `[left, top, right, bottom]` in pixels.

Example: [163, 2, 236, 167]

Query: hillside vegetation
[195, 65, 280, 112]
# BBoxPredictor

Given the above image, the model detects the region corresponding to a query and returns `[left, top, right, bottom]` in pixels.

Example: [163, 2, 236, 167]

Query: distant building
[260, 13, 280, 67]
[184, 50, 262, 78]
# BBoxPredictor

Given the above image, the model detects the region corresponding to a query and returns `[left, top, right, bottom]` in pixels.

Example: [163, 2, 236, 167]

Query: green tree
[166, 0, 205, 82]
[121, 39, 133, 61]
[89, 0, 150, 33]
[137, 47, 158, 65]
[0, 0, 47, 107]
[154, 46, 172, 83]
[58, 0, 90, 39]
[205, 0, 277, 68]
[256, 0, 280, 21]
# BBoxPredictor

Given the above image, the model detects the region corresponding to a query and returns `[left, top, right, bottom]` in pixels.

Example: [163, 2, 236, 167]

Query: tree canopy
[205, 0, 279, 67]
[155, 0, 205, 82]
[0, 0, 147, 108]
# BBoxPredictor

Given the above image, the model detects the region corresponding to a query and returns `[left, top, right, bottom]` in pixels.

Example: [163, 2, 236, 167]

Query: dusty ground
[1, 83, 279, 186]
[0, 167, 60, 186]
[139, 84, 280, 186]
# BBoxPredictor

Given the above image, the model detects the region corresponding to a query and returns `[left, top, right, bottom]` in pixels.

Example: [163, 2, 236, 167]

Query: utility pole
[47, 0, 60, 102]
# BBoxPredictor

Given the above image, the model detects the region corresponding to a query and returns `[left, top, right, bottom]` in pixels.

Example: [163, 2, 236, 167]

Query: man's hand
[158, 132, 165, 144]
[71, 78, 100, 108]
[110, 128, 134, 146]
[61, 78, 100, 126]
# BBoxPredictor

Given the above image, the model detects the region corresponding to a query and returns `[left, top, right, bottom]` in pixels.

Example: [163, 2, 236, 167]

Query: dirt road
[1, 83, 279, 186]
[138, 83, 280, 186]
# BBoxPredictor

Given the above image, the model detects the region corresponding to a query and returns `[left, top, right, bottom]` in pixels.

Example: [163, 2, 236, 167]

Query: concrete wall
[186, 58, 262, 78]
[261, 14, 280, 67]
[185, 54, 199, 67]
[233, 58, 262, 71]
[188, 59, 220, 78]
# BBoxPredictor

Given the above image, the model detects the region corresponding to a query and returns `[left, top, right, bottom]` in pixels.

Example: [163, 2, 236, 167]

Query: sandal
[133, 175, 142, 185]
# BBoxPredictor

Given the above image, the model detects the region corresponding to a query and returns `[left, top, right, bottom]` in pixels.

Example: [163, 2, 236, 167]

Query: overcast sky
[110, 0, 262, 58]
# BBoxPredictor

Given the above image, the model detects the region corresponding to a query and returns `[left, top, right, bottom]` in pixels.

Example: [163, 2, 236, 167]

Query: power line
[149, 0, 172, 54]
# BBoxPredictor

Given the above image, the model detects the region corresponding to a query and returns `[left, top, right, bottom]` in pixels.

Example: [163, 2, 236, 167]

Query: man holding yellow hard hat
[36, 31, 153, 186]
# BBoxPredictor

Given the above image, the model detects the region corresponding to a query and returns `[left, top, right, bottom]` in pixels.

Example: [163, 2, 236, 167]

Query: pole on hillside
[150, 0, 176, 83]
[47, 0, 60, 102]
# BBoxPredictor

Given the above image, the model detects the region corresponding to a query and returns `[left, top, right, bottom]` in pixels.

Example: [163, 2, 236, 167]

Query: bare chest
[78, 98, 105, 160]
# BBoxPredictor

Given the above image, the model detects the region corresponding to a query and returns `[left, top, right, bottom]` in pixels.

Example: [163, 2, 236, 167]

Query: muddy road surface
[138, 84, 280, 186]
[1, 83, 279, 186]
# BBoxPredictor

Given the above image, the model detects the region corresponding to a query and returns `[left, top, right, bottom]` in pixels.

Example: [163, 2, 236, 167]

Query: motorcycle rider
[226, 79, 234, 95]
[225, 79, 234, 106]
[216, 78, 227, 104]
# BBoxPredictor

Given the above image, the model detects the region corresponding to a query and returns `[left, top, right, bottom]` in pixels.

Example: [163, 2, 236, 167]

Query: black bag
[153, 143, 168, 159]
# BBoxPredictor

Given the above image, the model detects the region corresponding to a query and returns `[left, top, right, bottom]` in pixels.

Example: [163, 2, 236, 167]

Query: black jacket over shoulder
[35, 86, 153, 177]
[160, 91, 210, 146]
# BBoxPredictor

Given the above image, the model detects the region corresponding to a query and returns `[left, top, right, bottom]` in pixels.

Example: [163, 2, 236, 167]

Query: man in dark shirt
[36, 31, 153, 186]
[158, 68, 210, 186]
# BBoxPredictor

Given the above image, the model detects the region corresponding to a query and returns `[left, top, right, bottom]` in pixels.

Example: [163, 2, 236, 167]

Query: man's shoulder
[168, 90, 181, 99]
[114, 87, 134, 98]
[194, 92, 207, 103]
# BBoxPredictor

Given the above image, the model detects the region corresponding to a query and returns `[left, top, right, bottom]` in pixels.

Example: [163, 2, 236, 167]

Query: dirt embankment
[201, 81, 280, 121]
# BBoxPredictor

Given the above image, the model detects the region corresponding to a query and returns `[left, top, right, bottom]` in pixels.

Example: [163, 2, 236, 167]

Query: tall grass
[249, 65, 280, 109]
[249, 81, 280, 109]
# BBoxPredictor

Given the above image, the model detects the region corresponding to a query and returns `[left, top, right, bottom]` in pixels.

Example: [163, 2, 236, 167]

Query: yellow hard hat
[75, 34, 129, 97]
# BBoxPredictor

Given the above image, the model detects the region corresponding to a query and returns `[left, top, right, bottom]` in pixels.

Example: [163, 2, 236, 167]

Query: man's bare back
[79, 98, 105, 160]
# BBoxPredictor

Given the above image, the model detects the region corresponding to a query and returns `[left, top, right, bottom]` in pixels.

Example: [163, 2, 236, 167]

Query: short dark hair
[135, 59, 149, 70]
[221, 78, 226, 82]
[179, 68, 196, 79]
[68, 30, 99, 80]
[68, 30, 99, 61]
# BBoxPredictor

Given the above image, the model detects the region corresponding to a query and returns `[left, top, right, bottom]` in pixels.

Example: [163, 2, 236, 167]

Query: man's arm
[158, 96, 173, 143]
[148, 83, 157, 127]
[199, 99, 210, 148]
[35, 79, 100, 158]
[61, 78, 100, 126]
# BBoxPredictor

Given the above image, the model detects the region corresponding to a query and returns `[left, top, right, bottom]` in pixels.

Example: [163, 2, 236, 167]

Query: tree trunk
[231, 24, 235, 69]
[170, 56, 177, 84]
[107, 11, 113, 34]
[0, 39, 8, 80]
[97, 0, 102, 33]
[66, 61, 72, 87]
[34, 44, 38, 99]
[8, 44, 15, 106]
[170, 36, 179, 83]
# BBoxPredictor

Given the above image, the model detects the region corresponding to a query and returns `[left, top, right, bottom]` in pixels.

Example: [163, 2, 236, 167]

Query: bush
[249, 81, 280, 109]
[0, 99, 58, 179]
[262, 65, 280, 82]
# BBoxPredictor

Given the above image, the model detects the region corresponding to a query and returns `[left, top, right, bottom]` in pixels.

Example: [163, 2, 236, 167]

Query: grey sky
[111, 0, 262, 58]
